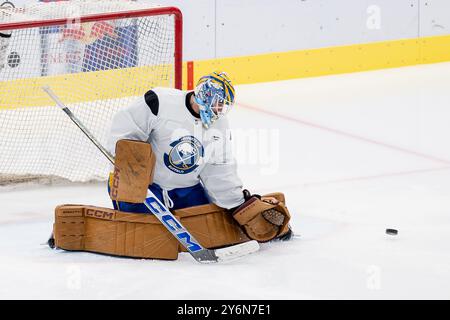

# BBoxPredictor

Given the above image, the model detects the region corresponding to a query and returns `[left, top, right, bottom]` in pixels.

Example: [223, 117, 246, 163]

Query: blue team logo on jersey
[164, 136, 204, 174]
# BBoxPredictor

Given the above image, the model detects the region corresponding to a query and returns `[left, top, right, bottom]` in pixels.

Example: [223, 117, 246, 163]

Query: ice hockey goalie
[51, 71, 293, 260]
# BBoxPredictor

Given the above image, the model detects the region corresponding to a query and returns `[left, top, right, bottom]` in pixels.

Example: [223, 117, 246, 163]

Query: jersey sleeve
[199, 123, 245, 209]
[106, 91, 158, 156]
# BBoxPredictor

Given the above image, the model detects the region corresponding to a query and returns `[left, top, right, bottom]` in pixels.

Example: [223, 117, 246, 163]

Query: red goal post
[0, 1, 183, 184]
[0, 6, 183, 90]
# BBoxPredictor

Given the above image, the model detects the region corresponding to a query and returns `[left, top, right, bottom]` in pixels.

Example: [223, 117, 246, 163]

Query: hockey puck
[385, 228, 398, 236]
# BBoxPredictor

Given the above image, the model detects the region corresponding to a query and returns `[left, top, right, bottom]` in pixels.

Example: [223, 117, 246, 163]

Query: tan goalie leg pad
[173, 204, 249, 252]
[53, 205, 179, 260]
[110, 139, 155, 203]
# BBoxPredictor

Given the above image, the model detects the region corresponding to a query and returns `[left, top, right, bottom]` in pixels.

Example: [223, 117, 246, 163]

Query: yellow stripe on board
[0, 65, 173, 109]
[183, 34, 450, 90]
[2, 35, 450, 108]
[420, 34, 450, 64]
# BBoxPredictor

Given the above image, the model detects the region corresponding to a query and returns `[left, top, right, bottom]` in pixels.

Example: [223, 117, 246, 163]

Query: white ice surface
[1, 62, 450, 299]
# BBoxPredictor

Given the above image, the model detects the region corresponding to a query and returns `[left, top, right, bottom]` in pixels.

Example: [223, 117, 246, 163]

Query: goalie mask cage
[0, 0, 182, 185]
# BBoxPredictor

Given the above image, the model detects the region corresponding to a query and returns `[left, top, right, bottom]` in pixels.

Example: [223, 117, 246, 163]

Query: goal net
[0, 0, 182, 185]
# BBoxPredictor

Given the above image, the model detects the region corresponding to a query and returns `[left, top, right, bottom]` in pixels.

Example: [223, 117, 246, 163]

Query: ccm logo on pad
[86, 209, 114, 220]
[110, 168, 120, 199]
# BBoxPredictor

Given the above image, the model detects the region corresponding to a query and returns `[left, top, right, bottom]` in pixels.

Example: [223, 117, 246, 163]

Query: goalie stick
[42, 86, 259, 263]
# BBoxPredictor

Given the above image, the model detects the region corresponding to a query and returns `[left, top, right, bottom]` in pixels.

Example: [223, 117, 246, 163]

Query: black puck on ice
[386, 228, 398, 236]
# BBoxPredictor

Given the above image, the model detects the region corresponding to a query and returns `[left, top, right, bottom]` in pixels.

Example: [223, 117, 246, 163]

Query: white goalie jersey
[107, 87, 245, 209]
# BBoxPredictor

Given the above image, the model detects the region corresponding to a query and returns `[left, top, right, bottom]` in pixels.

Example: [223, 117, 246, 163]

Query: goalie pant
[108, 180, 210, 212]
[0, 30, 11, 70]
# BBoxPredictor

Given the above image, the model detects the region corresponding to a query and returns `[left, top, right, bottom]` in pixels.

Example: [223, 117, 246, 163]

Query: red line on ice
[237, 102, 450, 165]
[301, 166, 450, 187]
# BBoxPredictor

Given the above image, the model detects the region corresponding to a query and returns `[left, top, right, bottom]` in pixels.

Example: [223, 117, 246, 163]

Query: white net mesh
[0, 0, 180, 185]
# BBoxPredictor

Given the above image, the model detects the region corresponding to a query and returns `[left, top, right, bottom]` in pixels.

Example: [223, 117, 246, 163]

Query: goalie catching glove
[232, 190, 292, 242]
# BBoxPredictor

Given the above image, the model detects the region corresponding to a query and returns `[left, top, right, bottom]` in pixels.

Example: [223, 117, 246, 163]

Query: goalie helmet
[194, 71, 235, 129]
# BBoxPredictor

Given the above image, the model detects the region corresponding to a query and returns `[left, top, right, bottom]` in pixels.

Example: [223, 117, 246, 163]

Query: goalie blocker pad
[53, 203, 249, 260]
[110, 139, 156, 203]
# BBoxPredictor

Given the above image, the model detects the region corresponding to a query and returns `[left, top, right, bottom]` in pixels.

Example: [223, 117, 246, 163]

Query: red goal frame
[0, 6, 183, 89]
